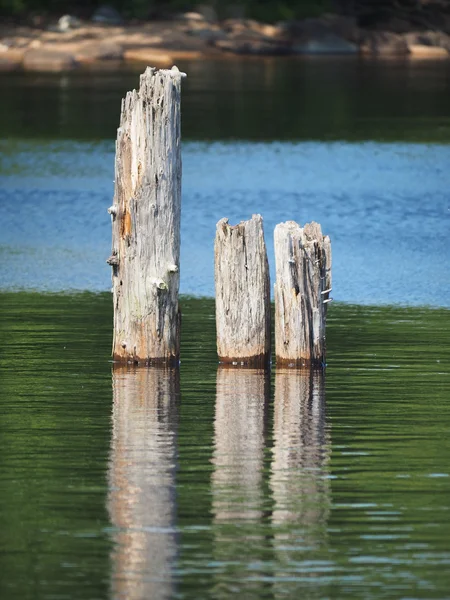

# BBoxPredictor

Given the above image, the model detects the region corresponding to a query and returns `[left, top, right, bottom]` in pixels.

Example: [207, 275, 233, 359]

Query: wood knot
[106, 253, 119, 266]
[153, 278, 168, 291]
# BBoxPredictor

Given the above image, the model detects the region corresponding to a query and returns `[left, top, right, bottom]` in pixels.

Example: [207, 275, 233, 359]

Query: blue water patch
[1, 139, 449, 306]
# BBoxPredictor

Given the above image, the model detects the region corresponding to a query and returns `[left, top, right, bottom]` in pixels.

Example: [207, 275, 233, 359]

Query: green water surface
[0, 293, 449, 599]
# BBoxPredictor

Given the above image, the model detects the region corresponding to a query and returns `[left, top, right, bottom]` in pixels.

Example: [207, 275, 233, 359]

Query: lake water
[0, 58, 449, 599]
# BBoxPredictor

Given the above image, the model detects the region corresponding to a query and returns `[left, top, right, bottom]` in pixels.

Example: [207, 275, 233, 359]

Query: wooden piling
[214, 214, 271, 367]
[108, 66, 185, 365]
[274, 221, 331, 367]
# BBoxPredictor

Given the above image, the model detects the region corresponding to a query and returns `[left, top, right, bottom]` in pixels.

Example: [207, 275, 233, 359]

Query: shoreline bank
[1, 11, 449, 73]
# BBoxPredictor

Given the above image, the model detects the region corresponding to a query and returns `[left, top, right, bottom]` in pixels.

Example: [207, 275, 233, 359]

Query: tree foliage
[0, 0, 333, 20]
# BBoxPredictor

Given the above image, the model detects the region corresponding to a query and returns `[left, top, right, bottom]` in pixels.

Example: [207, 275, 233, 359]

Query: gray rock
[222, 18, 258, 34]
[188, 27, 228, 43]
[214, 38, 290, 56]
[404, 30, 450, 52]
[360, 31, 409, 56]
[0, 56, 21, 72]
[57, 15, 82, 32]
[293, 33, 358, 55]
[76, 42, 124, 62]
[179, 12, 206, 22]
[23, 49, 77, 72]
[275, 17, 358, 55]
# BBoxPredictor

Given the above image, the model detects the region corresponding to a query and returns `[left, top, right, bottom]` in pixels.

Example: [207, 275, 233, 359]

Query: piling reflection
[212, 367, 269, 521]
[107, 367, 179, 600]
[270, 369, 331, 587]
[211, 367, 270, 598]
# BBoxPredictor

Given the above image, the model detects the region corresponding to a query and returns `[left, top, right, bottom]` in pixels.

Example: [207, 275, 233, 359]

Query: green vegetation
[0, 0, 332, 21]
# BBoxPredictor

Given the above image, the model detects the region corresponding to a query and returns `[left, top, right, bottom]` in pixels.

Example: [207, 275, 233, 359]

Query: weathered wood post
[215, 214, 271, 367]
[274, 221, 331, 367]
[108, 66, 185, 365]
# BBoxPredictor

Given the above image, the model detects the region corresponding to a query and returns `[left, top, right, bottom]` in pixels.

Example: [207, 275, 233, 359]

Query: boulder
[278, 16, 359, 42]
[188, 27, 228, 43]
[57, 15, 82, 32]
[292, 33, 358, 55]
[219, 22, 282, 44]
[179, 12, 206, 22]
[124, 48, 173, 66]
[404, 30, 450, 52]
[23, 49, 77, 71]
[276, 18, 327, 39]
[360, 31, 409, 56]
[1, 47, 26, 62]
[408, 44, 449, 59]
[75, 41, 123, 63]
[222, 19, 258, 33]
[259, 24, 283, 38]
[0, 56, 21, 72]
[124, 47, 202, 65]
[91, 5, 123, 25]
[228, 29, 270, 42]
[214, 38, 290, 56]
[276, 17, 359, 54]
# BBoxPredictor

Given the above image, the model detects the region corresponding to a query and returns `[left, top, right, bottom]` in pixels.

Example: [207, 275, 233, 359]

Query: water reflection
[270, 369, 331, 587]
[212, 367, 269, 521]
[211, 367, 270, 598]
[107, 367, 179, 600]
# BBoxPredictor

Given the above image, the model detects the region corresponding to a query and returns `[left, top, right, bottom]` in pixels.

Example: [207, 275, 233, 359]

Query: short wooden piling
[274, 221, 331, 367]
[108, 66, 185, 365]
[215, 214, 271, 366]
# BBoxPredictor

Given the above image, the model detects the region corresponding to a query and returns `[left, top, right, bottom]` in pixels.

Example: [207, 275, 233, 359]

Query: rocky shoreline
[1, 9, 449, 73]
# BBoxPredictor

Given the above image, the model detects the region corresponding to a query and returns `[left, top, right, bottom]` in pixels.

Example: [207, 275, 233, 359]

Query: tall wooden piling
[274, 221, 331, 367]
[215, 214, 271, 366]
[108, 66, 185, 365]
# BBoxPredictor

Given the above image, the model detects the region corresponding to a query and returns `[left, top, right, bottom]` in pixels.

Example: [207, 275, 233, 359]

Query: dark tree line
[1, 0, 449, 24]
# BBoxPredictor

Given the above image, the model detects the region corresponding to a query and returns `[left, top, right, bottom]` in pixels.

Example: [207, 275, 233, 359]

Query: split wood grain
[215, 214, 271, 366]
[108, 66, 185, 364]
[274, 221, 331, 367]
